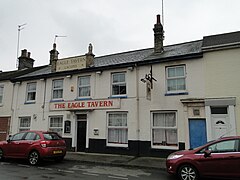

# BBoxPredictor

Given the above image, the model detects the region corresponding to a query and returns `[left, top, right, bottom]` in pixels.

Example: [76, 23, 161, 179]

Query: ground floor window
[49, 116, 63, 136]
[19, 117, 31, 132]
[107, 112, 128, 146]
[151, 111, 178, 148]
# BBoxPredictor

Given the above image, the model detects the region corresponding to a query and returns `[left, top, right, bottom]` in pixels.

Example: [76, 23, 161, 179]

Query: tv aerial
[54, 35, 67, 44]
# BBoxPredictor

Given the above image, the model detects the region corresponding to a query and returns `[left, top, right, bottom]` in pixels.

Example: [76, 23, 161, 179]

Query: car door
[18, 132, 37, 157]
[219, 139, 240, 178]
[199, 139, 239, 178]
[6, 132, 26, 157]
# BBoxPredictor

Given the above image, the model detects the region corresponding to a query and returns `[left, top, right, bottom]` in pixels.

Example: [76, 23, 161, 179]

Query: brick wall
[0, 117, 9, 141]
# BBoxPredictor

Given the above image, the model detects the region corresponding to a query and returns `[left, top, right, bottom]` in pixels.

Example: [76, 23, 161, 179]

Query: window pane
[176, 67, 184, 76]
[153, 113, 164, 126]
[167, 79, 176, 91]
[79, 87, 90, 96]
[176, 78, 186, 90]
[0, 86, 3, 103]
[165, 113, 176, 127]
[208, 140, 238, 153]
[25, 132, 36, 140]
[168, 68, 175, 77]
[108, 129, 128, 144]
[79, 76, 90, 86]
[53, 80, 63, 88]
[211, 107, 228, 114]
[12, 132, 25, 141]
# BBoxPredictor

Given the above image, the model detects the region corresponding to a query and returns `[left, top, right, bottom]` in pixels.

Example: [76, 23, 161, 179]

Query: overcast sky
[1, 0, 240, 71]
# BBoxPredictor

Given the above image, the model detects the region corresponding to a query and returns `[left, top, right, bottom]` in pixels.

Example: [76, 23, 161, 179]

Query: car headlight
[167, 154, 183, 160]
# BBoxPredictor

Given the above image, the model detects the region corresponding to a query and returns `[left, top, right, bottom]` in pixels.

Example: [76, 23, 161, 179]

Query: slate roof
[0, 65, 47, 81]
[203, 31, 240, 49]
[8, 30, 240, 82]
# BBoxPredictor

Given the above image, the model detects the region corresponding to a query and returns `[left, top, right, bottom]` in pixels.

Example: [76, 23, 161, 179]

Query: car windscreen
[43, 133, 62, 140]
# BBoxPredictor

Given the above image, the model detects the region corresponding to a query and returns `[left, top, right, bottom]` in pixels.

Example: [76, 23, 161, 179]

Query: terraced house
[1, 15, 239, 157]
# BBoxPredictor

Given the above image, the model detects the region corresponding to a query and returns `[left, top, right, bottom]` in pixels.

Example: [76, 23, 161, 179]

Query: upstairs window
[19, 117, 31, 132]
[112, 72, 126, 96]
[26, 82, 36, 102]
[78, 76, 90, 97]
[0, 85, 4, 104]
[52, 79, 63, 100]
[166, 66, 186, 93]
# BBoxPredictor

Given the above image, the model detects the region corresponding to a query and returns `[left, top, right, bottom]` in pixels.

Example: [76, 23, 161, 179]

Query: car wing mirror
[204, 149, 212, 158]
[7, 135, 12, 143]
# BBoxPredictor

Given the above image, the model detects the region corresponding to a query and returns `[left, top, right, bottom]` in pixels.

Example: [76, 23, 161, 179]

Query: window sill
[24, 101, 36, 104]
[109, 95, 127, 99]
[165, 92, 188, 96]
[151, 145, 179, 150]
[75, 97, 92, 101]
[50, 99, 64, 102]
[107, 143, 128, 148]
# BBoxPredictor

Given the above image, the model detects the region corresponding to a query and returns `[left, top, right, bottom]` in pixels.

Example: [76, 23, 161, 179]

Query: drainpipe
[135, 64, 140, 156]
[41, 79, 47, 121]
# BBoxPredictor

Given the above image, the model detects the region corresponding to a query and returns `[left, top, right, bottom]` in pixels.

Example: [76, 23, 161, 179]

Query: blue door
[189, 119, 207, 149]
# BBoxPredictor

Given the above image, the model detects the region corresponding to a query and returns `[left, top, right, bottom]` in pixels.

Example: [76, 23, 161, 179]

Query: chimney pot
[27, 52, 31, 58]
[21, 49, 28, 57]
[157, 14, 161, 24]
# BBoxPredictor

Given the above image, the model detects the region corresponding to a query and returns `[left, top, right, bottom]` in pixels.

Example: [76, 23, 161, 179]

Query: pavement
[65, 152, 167, 171]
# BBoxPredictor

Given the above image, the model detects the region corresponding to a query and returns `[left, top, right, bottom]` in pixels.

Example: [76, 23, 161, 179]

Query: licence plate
[53, 150, 63, 154]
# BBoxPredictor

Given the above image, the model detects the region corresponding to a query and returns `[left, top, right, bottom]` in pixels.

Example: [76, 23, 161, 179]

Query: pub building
[4, 15, 239, 158]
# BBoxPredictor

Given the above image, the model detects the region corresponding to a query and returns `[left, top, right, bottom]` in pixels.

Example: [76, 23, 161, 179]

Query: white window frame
[26, 82, 37, 103]
[52, 79, 63, 100]
[0, 84, 4, 105]
[49, 116, 63, 136]
[78, 76, 91, 98]
[111, 72, 127, 96]
[151, 111, 178, 150]
[19, 117, 31, 132]
[107, 112, 128, 147]
[166, 65, 186, 93]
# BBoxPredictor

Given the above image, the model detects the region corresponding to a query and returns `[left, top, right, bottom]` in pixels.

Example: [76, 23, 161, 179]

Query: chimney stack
[153, 14, 164, 53]
[18, 49, 35, 70]
[49, 43, 59, 72]
[85, 43, 95, 67]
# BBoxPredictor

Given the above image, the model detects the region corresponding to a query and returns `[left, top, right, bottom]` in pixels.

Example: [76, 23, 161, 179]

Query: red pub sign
[49, 99, 120, 111]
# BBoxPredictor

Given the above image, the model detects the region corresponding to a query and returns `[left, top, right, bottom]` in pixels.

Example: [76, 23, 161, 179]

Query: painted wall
[0, 81, 14, 117]
[204, 48, 240, 135]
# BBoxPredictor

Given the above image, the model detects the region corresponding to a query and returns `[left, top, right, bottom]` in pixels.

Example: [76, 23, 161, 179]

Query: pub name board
[56, 56, 86, 72]
[50, 99, 120, 111]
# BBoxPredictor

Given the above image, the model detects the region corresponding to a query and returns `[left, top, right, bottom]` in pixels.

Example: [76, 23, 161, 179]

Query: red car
[166, 136, 240, 180]
[0, 131, 66, 165]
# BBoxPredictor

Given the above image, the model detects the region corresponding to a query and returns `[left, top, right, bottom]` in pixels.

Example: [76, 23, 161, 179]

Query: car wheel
[28, 151, 40, 165]
[0, 148, 4, 161]
[178, 164, 198, 180]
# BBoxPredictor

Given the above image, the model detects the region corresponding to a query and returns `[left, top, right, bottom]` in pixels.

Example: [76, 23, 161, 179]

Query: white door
[211, 114, 228, 139]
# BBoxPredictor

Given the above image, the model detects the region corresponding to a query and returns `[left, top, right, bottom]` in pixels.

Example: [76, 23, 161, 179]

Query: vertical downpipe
[136, 64, 140, 156]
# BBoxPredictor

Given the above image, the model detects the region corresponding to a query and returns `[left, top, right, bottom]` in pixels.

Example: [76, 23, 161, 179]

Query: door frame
[75, 113, 88, 151]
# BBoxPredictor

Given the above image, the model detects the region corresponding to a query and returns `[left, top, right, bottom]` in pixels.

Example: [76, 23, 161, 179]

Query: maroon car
[0, 131, 66, 165]
[166, 136, 240, 180]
